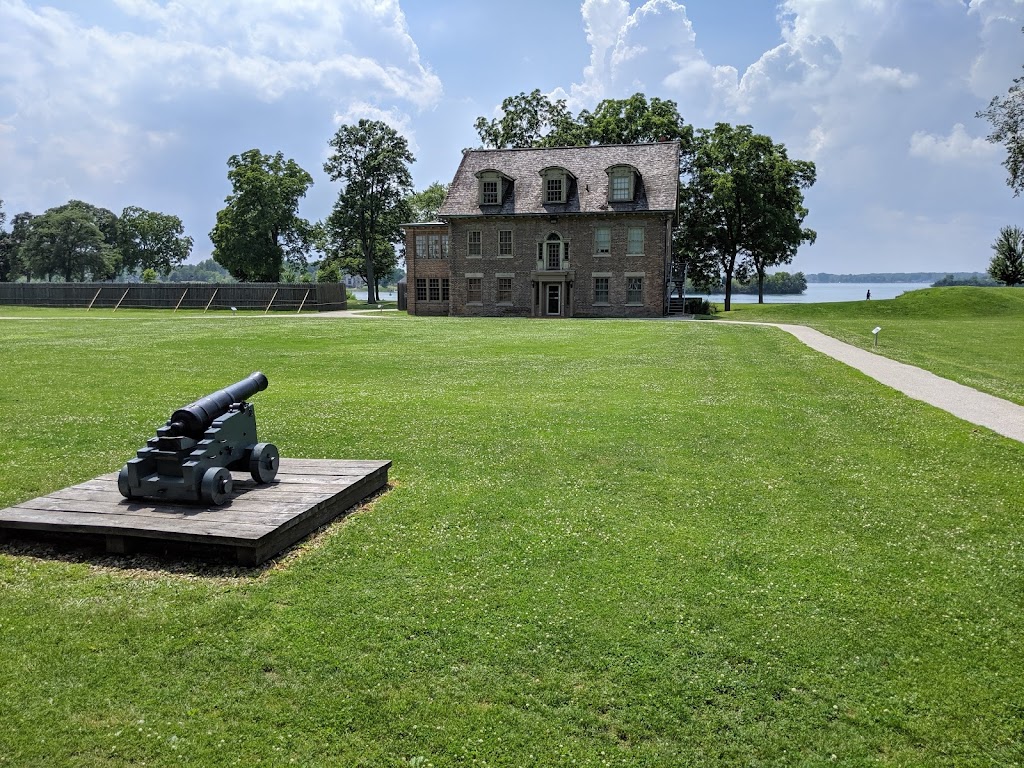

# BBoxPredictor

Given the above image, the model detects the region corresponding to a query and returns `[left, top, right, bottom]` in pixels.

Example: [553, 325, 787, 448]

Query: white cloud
[909, 123, 1000, 164]
[0, 0, 442, 216]
[554, 0, 1021, 271]
[575, 0, 631, 105]
[331, 102, 420, 155]
[967, 0, 1024, 98]
[859, 65, 919, 89]
[565, 0, 738, 115]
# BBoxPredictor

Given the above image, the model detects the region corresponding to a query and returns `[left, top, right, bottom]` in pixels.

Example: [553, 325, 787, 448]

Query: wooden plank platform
[0, 459, 391, 565]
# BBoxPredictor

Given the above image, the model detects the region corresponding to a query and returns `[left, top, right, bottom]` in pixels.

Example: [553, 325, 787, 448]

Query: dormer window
[606, 165, 639, 202]
[482, 179, 498, 204]
[546, 177, 563, 203]
[540, 167, 574, 204]
[476, 169, 510, 206]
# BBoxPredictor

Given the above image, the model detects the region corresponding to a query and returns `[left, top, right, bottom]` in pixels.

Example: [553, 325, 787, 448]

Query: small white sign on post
[872, 326, 882, 348]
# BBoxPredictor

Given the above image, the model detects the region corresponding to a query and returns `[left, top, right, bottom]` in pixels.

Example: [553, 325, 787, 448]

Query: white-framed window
[546, 241, 561, 270]
[540, 167, 571, 204]
[498, 230, 513, 257]
[428, 278, 440, 301]
[415, 278, 426, 301]
[477, 170, 508, 206]
[428, 234, 440, 259]
[546, 178, 563, 203]
[441, 234, 449, 258]
[496, 277, 513, 304]
[466, 277, 482, 303]
[627, 227, 644, 254]
[539, 232, 569, 271]
[627, 276, 643, 305]
[611, 174, 632, 200]
[595, 228, 611, 255]
[468, 231, 482, 257]
[415, 235, 427, 258]
[594, 276, 609, 304]
[607, 165, 637, 202]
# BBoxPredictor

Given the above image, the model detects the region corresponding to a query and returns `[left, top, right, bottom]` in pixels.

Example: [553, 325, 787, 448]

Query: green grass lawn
[724, 287, 1024, 405]
[1, 310, 1022, 766]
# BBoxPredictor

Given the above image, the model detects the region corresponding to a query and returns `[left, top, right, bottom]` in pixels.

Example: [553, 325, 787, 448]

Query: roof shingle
[438, 142, 679, 218]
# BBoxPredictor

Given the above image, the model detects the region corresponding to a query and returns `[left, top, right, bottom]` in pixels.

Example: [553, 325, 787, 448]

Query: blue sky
[1, 0, 1022, 274]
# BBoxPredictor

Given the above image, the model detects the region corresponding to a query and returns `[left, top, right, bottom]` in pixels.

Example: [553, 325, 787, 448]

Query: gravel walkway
[717, 320, 1024, 444]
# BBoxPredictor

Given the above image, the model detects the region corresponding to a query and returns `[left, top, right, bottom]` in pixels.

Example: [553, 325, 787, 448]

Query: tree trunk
[757, 266, 765, 304]
[363, 243, 377, 304]
[723, 249, 738, 311]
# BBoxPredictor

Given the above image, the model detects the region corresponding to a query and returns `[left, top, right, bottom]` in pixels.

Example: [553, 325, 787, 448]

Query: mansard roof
[438, 141, 679, 217]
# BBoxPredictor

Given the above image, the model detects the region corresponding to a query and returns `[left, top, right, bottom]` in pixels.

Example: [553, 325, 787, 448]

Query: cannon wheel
[249, 442, 280, 484]
[201, 467, 233, 506]
[117, 466, 135, 499]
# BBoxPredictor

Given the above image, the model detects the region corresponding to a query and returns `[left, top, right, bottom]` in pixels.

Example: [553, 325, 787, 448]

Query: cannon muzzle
[168, 371, 268, 437]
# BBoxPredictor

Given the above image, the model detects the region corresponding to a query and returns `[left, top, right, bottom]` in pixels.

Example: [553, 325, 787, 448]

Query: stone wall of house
[404, 224, 451, 316]
[447, 214, 671, 318]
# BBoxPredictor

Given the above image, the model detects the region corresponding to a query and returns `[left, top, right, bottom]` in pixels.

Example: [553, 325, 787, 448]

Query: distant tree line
[931, 273, 1001, 287]
[730, 271, 807, 295]
[0, 199, 192, 283]
[806, 272, 979, 283]
[682, 271, 806, 295]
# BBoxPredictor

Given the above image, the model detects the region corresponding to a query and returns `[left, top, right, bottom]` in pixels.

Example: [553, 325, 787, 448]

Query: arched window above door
[537, 232, 570, 271]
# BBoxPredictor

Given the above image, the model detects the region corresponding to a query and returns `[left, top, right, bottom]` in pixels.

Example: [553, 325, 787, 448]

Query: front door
[546, 283, 561, 316]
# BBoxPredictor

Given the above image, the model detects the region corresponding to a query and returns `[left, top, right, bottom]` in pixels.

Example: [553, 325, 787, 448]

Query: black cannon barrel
[168, 372, 268, 437]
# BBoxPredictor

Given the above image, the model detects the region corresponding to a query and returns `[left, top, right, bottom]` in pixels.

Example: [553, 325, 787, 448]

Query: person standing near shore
[866, 290, 871, 300]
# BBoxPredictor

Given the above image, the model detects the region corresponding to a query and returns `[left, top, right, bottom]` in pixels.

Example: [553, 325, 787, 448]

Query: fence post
[113, 288, 130, 312]
[86, 288, 102, 311]
[265, 288, 279, 314]
[204, 287, 219, 313]
[296, 289, 311, 314]
[173, 287, 189, 312]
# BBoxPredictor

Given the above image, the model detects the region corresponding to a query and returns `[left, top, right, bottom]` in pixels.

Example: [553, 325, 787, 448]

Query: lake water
[352, 290, 398, 302]
[701, 282, 930, 304]
[356, 283, 931, 305]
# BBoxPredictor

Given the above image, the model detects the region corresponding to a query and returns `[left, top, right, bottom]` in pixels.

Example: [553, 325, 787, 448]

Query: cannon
[118, 372, 279, 506]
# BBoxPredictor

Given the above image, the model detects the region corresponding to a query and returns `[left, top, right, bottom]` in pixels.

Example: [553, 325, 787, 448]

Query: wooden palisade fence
[0, 282, 347, 312]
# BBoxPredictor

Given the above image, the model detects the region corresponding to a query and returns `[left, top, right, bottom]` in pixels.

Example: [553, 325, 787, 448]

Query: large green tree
[574, 94, 692, 148]
[0, 200, 7, 281]
[474, 89, 577, 149]
[65, 200, 119, 252]
[407, 182, 449, 223]
[977, 27, 1024, 196]
[323, 119, 414, 303]
[745, 148, 817, 303]
[475, 91, 691, 149]
[2, 211, 35, 280]
[678, 123, 816, 311]
[988, 225, 1024, 286]
[210, 149, 314, 282]
[119, 206, 193, 276]
[20, 205, 113, 282]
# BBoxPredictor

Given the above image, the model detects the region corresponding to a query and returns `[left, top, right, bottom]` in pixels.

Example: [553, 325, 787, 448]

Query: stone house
[402, 141, 679, 318]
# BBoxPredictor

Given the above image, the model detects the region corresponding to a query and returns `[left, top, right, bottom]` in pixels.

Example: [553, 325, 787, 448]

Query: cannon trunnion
[118, 372, 280, 506]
